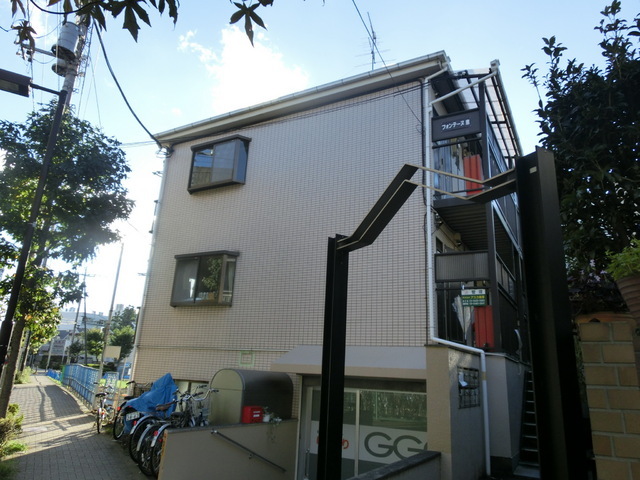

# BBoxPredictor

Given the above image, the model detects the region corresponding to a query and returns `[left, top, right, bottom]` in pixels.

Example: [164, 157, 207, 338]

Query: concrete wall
[578, 315, 640, 480]
[426, 346, 484, 480]
[158, 420, 298, 480]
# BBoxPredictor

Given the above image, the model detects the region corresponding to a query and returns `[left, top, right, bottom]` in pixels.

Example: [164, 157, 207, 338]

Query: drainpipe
[432, 336, 491, 478]
[419, 65, 449, 343]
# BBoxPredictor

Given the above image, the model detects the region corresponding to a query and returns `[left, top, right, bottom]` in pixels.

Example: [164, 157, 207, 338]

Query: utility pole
[0, 14, 91, 415]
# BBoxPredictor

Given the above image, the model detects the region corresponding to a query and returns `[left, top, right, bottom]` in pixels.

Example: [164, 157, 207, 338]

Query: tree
[111, 306, 138, 331]
[9, 0, 278, 48]
[0, 101, 133, 416]
[522, 1, 640, 314]
[85, 328, 104, 359]
[68, 340, 83, 363]
[110, 326, 135, 364]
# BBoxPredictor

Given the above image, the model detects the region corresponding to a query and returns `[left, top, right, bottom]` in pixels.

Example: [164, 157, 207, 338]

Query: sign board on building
[460, 288, 487, 307]
[432, 109, 481, 142]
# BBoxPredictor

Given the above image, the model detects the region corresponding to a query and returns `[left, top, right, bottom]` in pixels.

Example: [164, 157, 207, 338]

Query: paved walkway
[5, 373, 145, 479]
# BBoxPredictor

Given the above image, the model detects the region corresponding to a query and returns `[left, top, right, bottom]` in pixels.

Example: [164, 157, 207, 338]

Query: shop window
[171, 251, 238, 306]
[189, 136, 249, 192]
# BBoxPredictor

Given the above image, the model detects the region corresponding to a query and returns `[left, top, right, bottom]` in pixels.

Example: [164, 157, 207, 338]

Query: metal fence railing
[61, 364, 120, 407]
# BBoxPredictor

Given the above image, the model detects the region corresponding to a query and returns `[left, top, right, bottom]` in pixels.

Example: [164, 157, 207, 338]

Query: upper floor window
[171, 251, 238, 306]
[189, 136, 249, 192]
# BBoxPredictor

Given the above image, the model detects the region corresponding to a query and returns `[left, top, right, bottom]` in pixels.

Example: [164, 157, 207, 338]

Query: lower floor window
[171, 251, 238, 306]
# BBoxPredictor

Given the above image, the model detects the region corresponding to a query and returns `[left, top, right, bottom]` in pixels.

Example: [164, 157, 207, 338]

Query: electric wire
[93, 27, 169, 156]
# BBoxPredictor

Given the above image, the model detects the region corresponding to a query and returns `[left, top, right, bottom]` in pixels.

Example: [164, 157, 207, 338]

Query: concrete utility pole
[0, 14, 91, 402]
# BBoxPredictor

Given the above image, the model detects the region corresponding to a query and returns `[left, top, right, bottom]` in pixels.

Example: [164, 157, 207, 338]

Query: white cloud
[179, 26, 309, 115]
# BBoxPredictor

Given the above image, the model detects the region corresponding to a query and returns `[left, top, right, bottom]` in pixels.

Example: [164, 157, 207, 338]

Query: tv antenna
[367, 12, 377, 70]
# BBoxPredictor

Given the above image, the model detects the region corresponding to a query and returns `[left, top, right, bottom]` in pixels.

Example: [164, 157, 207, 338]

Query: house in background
[132, 52, 531, 480]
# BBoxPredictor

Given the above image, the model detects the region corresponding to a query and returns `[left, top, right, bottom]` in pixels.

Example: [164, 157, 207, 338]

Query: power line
[93, 28, 170, 156]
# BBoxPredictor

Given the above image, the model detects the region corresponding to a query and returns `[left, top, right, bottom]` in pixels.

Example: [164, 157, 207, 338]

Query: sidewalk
[5, 373, 145, 479]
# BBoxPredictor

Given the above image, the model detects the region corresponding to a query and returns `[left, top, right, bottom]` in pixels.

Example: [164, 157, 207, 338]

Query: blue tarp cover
[126, 372, 177, 415]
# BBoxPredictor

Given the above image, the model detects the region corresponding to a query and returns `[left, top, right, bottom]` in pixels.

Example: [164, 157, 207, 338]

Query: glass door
[300, 387, 427, 480]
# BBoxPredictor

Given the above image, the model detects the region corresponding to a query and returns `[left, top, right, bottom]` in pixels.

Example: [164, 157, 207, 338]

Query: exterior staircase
[515, 370, 540, 478]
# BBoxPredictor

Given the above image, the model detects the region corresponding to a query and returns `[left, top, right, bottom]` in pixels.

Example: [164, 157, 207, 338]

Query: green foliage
[0, 101, 133, 267]
[607, 239, 640, 280]
[85, 329, 104, 358]
[13, 367, 32, 385]
[68, 340, 83, 362]
[111, 306, 138, 331]
[9, 0, 286, 49]
[0, 404, 23, 458]
[110, 326, 135, 363]
[523, 1, 640, 314]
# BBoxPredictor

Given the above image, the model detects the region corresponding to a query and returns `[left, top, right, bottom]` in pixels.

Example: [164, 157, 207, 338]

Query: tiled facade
[579, 315, 640, 480]
[134, 84, 429, 384]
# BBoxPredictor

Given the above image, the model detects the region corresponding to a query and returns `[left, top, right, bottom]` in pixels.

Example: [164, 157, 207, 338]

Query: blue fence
[61, 364, 120, 407]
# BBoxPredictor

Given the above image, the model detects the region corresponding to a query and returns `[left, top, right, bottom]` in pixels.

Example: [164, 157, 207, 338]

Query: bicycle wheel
[96, 409, 103, 434]
[112, 410, 125, 439]
[129, 417, 157, 463]
[138, 431, 156, 476]
[150, 432, 164, 477]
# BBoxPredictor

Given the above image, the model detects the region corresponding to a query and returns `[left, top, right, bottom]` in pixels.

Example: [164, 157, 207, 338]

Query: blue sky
[0, 0, 631, 316]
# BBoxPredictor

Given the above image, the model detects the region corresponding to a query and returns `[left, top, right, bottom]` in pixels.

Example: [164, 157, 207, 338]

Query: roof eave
[156, 51, 451, 146]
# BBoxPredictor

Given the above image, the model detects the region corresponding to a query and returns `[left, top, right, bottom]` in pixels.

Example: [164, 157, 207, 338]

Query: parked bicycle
[114, 373, 177, 442]
[112, 380, 144, 440]
[139, 387, 218, 477]
[95, 384, 115, 434]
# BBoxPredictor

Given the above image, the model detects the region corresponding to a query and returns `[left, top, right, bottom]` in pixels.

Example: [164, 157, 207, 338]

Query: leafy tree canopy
[523, 1, 640, 314]
[111, 305, 137, 331]
[9, 0, 281, 47]
[0, 100, 134, 266]
[85, 328, 104, 357]
[110, 325, 134, 363]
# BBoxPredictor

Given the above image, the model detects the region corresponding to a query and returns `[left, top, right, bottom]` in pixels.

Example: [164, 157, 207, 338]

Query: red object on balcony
[463, 155, 483, 194]
[473, 305, 494, 350]
[241, 405, 264, 423]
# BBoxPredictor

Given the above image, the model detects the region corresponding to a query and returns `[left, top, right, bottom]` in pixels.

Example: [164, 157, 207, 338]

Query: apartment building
[132, 52, 530, 480]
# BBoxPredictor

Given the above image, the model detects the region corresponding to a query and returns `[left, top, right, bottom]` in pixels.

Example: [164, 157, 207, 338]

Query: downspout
[420, 65, 449, 343]
[432, 336, 491, 477]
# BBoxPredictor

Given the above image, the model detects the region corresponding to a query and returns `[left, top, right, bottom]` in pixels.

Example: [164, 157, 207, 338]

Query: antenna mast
[367, 12, 377, 70]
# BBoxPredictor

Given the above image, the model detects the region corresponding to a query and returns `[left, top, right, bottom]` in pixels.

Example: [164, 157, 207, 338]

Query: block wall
[579, 316, 640, 480]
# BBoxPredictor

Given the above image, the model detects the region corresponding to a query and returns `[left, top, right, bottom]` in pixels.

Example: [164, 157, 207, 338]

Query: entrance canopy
[271, 345, 427, 380]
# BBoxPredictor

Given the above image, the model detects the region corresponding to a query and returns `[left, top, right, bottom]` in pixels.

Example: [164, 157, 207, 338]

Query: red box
[241, 406, 264, 423]
[473, 306, 494, 350]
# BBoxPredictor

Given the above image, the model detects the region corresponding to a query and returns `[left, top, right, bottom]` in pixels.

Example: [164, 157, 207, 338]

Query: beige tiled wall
[579, 316, 640, 480]
[134, 83, 429, 385]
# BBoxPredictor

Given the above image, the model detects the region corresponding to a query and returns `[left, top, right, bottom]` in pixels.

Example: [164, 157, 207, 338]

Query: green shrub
[13, 367, 32, 385]
[0, 405, 23, 458]
[0, 459, 17, 479]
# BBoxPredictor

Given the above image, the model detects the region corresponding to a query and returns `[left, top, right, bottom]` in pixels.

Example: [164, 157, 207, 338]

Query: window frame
[188, 135, 250, 193]
[170, 250, 239, 307]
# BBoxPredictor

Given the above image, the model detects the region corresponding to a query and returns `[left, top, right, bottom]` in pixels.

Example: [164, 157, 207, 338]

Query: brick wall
[579, 315, 640, 480]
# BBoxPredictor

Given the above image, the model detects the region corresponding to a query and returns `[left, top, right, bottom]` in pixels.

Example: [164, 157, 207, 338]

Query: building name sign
[432, 109, 481, 142]
[460, 288, 487, 306]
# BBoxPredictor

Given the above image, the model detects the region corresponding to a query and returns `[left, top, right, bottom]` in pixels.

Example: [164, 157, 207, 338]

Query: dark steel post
[515, 148, 594, 479]
[0, 89, 68, 375]
[317, 235, 349, 480]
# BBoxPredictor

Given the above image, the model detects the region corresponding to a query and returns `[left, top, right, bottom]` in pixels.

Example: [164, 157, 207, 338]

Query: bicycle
[128, 398, 177, 464]
[95, 384, 115, 434]
[140, 387, 218, 477]
[112, 380, 142, 440]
